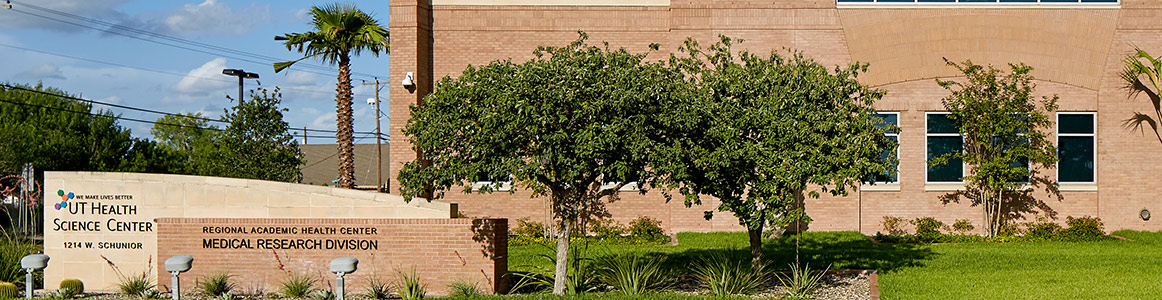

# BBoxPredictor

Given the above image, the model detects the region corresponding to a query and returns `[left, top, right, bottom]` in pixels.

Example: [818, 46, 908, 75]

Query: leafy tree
[933, 59, 1058, 237]
[150, 113, 219, 175]
[118, 138, 185, 173]
[654, 37, 896, 270]
[0, 83, 133, 175]
[274, 3, 388, 188]
[398, 34, 688, 294]
[209, 88, 304, 182]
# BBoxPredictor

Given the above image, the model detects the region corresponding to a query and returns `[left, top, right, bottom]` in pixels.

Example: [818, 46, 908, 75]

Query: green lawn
[509, 230, 1162, 299]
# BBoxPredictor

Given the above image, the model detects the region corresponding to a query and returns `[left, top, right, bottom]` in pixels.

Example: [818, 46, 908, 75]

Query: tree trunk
[747, 224, 764, 271]
[552, 222, 572, 295]
[335, 54, 356, 189]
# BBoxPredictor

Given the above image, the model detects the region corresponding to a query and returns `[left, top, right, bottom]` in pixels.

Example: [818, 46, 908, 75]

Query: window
[601, 170, 640, 190]
[869, 112, 899, 183]
[837, 0, 1117, 4]
[472, 171, 511, 190]
[927, 112, 963, 183]
[1058, 112, 1095, 183]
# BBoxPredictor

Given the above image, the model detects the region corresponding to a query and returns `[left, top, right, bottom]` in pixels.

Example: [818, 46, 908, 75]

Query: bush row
[510, 217, 669, 246]
[876, 216, 1112, 243]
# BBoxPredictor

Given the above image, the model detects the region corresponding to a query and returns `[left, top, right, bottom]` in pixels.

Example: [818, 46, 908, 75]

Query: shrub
[911, 217, 947, 236]
[0, 239, 37, 286]
[278, 273, 317, 298]
[59, 279, 84, 295]
[691, 255, 765, 296]
[197, 272, 236, 296]
[951, 219, 975, 234]
[997, 222, 1023, 236]
[362, 277, 391, 300]
[446, 281, 481, 297]
[1060, 216, 1107, 241]
[1024, 218, 1062, 241]
[594, 254, 671, 295]
[629, 217, 665, 238]
[52, 287, 79, 299]
[140, 289, 164, 299]
[588, 218, 628, 237]
[776, 262, 830, 299]
[116, 273, 155, 298]
[0, 281, 18, 299]
[881, 216, 908, 235]
[308, 290, 334, 300]
[395, 269, 427, 300]
[512, 218, 548, 238]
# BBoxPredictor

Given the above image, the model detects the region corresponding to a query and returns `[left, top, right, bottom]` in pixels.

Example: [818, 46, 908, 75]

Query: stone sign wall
[43, 172, 455, 291]
[155, 218, 508, 295]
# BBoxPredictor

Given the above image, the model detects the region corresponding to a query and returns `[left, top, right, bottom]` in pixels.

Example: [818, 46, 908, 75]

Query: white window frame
[471, 174, 512, 192]
[836, 0, 1119, 8]
[1057, 112, 1097, 185]
[601, 172, 640, 191]
[925, 111, 965, 185]
[869, 111, 900, 185]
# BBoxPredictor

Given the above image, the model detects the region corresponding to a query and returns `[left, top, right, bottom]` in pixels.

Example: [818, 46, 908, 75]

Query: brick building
[387, 0, 1161, 234]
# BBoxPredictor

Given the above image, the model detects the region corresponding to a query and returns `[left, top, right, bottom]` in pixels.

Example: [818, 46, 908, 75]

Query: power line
[8, 4, 386, 82]
[0, 84, 387, 137]
[0, 42, 374, 99]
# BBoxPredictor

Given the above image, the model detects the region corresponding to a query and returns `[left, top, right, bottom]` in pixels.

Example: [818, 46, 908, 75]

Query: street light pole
[221, 69, 259, 103]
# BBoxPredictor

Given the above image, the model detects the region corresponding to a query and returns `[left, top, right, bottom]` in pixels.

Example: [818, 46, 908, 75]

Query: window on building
[602, 170, 641, 190]
[837, 0, 1117, 4]
[868, 112, 899, 183]
[1058, 112, 1095, 183]
[472, 171, 511, 190]
[927, 112, 963, 183]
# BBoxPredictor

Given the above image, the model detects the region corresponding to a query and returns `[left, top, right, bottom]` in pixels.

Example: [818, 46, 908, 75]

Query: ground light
[19, 254, 48, 299]
[165, 256, 193, 300]
[330, 257, 358, 300]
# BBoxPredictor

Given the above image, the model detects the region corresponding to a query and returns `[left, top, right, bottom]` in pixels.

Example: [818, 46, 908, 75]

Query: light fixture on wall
[1141, 208, 1151, 221]
[401, 72, 416, 93]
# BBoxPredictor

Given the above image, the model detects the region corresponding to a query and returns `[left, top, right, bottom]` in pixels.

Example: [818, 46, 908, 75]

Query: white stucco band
[42, 171, 454, 292]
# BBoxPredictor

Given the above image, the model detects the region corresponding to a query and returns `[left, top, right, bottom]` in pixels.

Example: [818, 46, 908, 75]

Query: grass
[510, 230, 1162, 299]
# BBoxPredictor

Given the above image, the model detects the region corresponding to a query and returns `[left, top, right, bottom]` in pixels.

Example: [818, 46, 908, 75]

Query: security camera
[367, 98, 377, 105]
[401, 72, 415, 89]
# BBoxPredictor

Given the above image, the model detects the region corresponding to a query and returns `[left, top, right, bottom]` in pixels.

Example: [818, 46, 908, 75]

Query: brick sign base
[156, 218, 507, 295]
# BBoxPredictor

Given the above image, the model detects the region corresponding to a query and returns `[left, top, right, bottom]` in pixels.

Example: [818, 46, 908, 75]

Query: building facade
[388, 0, 1161, 234]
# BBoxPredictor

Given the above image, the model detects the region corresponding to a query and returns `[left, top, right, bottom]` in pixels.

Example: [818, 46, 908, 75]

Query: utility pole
[362, 78, 389, 192]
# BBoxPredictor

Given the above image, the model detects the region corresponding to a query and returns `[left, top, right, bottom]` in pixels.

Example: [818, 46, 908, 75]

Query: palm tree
[274, 3, 388, 189]
[1121, 47, 1162, 143]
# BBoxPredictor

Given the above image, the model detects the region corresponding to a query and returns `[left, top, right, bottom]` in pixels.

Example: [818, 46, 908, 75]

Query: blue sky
[0, 0, 392, 144]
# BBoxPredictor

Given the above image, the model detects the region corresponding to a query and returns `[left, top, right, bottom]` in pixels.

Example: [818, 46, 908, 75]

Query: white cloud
[310, 112, 337, 130]
[98, 96, 121, 104]
[14, 64, 66, 80]
[173, 57, 233, 95]
[0, 0, 132, 32]
[161, 0, 270, 36]
[284, 71, 317, 85]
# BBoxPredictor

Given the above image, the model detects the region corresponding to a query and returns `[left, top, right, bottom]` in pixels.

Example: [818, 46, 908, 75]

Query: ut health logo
[55, 190, 74, 210]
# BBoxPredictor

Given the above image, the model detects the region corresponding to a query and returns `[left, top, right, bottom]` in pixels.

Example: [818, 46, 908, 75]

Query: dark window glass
[603, 171, 640, 184]
[871, 136, 900, 182]
[872, 113, 898, 133]
[927, 114, 958, 134]
[1059, 136, 1095, 182]
[1059, 114, 1095, 134]
[928, 136, 963, 182]
[474, 172, 509, 183]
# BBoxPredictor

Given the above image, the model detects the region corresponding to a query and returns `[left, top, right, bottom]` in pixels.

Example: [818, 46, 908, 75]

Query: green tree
[0, 83, 133, 175]
[210, 88, 304, 182]
[150, 113, 219, 175]
[118, 138, 185, 173]
[654, 37, 896, 269]
[274, 3, 387, 189]
[398, 34, 688, 294]
[933, 59, 1058, 237]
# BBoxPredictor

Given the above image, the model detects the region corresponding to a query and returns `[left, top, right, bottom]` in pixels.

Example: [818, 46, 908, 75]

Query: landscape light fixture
[330, 257, 359, 300]
[1142, 208, 1151, 221]
[164, 255, 193, 300]
[19, 254, 48, 299]
[221, 68, 259, 103]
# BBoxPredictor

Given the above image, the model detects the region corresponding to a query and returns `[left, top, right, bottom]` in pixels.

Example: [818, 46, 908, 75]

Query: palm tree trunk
[335, 54, 356, 189]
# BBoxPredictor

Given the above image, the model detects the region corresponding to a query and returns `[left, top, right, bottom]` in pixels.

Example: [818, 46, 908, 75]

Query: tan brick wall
[155, 218, 507, 296]
[389, 1, 1162, 234]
